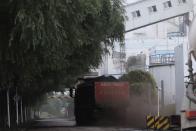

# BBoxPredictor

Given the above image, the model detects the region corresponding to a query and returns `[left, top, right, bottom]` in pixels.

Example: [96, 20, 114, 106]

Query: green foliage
[119, 70, 157, 94]
[0, 0, 125, 105]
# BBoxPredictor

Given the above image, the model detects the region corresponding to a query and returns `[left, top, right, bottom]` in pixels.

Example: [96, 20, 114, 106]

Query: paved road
[28, 127, 147, 131]
[32, 118, 76, 127]
[28, 118, 146, 131]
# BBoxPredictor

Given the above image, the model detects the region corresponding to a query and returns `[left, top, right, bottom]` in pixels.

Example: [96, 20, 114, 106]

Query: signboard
[95, 82, 130, 108]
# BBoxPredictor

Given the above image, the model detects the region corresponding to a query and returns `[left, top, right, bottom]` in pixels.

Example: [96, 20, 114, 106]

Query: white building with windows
[98, 0, 196, 115]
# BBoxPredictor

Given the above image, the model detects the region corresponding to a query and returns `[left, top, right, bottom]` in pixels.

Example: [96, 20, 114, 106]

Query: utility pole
[120, 43, 126, 74]
[157, 86, 159, 116]
[161, 80, 164, 108]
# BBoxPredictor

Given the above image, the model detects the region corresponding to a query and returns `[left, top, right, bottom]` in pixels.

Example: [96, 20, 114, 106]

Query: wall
[174, 44, 186, 115]
[125, 0, 193, 32]
[149, 64, 176, 115]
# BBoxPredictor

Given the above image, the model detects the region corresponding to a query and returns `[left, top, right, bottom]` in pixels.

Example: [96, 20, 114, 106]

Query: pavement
[27, 118, 146, 131]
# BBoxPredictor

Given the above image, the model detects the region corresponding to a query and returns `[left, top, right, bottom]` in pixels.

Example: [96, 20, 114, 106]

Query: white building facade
[97, 0, 196, 115]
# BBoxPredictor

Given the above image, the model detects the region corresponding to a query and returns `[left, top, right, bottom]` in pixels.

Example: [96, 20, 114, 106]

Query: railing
[127, 65, 149, 71]
[149, 53, 175, 66]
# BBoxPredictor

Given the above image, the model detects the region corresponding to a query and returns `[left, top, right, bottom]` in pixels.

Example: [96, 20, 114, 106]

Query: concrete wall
[125, 0, 193, 32]
[174, 44, 185, 115]
[149, 64, 175, 108]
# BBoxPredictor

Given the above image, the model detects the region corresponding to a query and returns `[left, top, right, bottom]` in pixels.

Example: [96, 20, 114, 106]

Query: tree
[119, 70, 157, 94]
[0, 0, 125, 108]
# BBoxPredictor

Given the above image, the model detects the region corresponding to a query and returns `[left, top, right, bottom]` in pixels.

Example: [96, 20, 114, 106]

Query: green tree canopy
[119, 70, 157, 94]
[0, 0, 125, 104]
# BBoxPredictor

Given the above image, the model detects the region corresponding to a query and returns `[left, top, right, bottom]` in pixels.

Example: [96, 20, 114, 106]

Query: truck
[181, 17, 196, 131]
[74, 75, 130, 125]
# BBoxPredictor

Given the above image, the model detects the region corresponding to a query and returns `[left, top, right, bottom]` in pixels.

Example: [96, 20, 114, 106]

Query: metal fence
[149, 53, 175, 66]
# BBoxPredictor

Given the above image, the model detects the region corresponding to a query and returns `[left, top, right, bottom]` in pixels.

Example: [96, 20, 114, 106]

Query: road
[27, 118, 146, 131]
[28, 127, 147, 131]
[32, 118, 76, 127]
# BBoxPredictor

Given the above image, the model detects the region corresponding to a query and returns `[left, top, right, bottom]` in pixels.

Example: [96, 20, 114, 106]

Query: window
[132, 10, 141, 18]
[163, 1, 172, 9]
[148, 5, 157, 13]
[178, 0, 186, 4]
